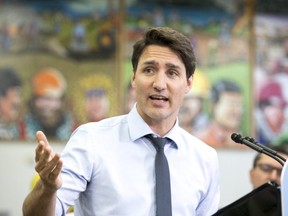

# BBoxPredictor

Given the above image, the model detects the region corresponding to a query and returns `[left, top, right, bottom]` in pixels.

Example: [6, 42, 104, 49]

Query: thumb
[36, 131, 48, 144]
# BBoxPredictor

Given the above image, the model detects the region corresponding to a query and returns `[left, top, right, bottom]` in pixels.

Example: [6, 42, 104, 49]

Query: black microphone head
[231, 133, 243, 143]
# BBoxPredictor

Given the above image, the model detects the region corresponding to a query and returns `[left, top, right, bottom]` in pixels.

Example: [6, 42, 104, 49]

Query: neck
[148, 119, 176, 137]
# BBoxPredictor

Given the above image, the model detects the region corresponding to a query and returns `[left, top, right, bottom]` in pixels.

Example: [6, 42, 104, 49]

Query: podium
[226, 133, 287, 215]
[281, 160, 288, 216]
[212, 182, 281, 216]
[213, 160, 288, 216]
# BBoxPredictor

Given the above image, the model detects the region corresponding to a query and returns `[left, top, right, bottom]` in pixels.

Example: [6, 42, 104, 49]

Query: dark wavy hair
[131, 27, 196, 79]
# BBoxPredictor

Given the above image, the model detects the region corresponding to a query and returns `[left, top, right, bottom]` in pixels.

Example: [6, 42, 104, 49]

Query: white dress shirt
[55, 104, 220, 215]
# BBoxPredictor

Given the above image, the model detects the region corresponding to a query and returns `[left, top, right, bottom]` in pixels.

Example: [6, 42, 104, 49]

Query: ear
[185, 75, 193, 94]
[131, 72, 136, 88]
[249, 169, 254, 183]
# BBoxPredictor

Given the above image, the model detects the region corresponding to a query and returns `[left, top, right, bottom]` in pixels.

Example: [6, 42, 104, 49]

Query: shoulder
[63, 115, 130, 155]
[179, 127, 218, 157]
[71, 114, 128, 136]
[176, 128, 219, 178]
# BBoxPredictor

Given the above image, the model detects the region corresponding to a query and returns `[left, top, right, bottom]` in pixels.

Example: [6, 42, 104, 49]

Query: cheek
[134, 78, 150, 96]
[174, 93, 185, 107]
[214, 104, 225, 118]
[174, 85, 187, 100]
[264, 107, 284, 122]
[250, 171, 261, 185]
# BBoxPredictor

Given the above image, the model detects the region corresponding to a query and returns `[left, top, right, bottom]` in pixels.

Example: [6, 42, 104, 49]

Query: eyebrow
[143, 60, 181, 69]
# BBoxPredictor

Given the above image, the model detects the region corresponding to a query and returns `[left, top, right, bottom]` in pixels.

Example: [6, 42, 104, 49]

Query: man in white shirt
[22, 26, 220, 216]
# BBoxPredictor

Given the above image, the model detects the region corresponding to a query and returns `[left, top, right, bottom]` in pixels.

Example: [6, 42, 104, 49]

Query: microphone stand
[215, 133, 286, 216]
[245, 136, 286, 165]
[231, 133, 286, 166]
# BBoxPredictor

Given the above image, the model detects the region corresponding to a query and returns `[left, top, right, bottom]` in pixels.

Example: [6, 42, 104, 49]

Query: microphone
[231, 133, 286, 166]
[231, 133, 264, 152]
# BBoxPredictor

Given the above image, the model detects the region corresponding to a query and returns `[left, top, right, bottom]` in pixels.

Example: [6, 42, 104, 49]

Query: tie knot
[146, 134, 168, 151]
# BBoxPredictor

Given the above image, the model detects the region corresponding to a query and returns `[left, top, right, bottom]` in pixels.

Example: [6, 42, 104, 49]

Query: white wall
[0, 142, 256, 216]
[217, 149, 256, 207]
[0, 142, 65, 216]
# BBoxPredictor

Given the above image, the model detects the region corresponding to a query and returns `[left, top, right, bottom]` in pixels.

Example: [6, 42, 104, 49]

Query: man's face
[250, 153, 287, 189]
[214, 92, 243, 130]
[0, 87, 22, 123]
[131, 45, 192, 128]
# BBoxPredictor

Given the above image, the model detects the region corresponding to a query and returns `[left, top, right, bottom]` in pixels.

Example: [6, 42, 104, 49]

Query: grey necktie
[146, 134, 172, 216]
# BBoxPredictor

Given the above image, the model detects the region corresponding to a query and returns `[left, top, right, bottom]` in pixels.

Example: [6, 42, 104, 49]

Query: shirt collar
[128, 104, 182, 149]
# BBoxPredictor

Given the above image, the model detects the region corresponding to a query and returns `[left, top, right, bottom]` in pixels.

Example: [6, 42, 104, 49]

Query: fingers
[35, 141, 43, 163]
[35, 131, 51, 163]
[35, 145, 54, 172]
[35, 151, 63, 187]
[36, 154, 63, 190]
[34, 131, 63, 190]
[37, 153, 62, 179]
[48, 156, 63, 181]
[34, 131, 60, 176]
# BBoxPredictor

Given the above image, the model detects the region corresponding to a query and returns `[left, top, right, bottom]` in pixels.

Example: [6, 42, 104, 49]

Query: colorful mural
[1, 0, 286, 150]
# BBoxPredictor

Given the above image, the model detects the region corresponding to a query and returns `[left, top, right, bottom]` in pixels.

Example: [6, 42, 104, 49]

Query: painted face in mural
[0, 68, 22, 125]
[0, 86, 22, 123]
[84, 88, 109, 122]
[178, 96, 204, 132]
[179, 96, 203, 124]
[30, 68, 67, 129]
[214, 91, 243, 130]
[33, 95, 65, 128]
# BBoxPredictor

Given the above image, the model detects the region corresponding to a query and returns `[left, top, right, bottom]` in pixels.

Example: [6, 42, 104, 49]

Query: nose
[153, 72, 166, 91]
[269, 169, 280, 183]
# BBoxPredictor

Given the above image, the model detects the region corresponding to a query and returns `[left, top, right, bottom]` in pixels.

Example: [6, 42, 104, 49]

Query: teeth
[151, 96, 167, 100]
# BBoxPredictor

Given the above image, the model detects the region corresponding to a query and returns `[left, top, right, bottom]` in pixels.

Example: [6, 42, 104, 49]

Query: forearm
[22, 181, 58, 216]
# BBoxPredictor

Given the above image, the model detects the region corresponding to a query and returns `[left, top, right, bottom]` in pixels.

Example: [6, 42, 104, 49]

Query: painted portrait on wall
[0, 1, 120, 141]
[254, 14, 288, 147]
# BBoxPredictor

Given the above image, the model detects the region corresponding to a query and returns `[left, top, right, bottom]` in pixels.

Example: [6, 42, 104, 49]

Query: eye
[143, 67, 154, 74]
[167, 70, 179, 78]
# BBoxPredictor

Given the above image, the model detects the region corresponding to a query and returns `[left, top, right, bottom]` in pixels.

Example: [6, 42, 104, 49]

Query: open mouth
[150, 95, 168, 101]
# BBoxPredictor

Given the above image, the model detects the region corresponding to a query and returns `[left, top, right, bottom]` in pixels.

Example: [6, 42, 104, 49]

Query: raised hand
[34, 131, 63, 191]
